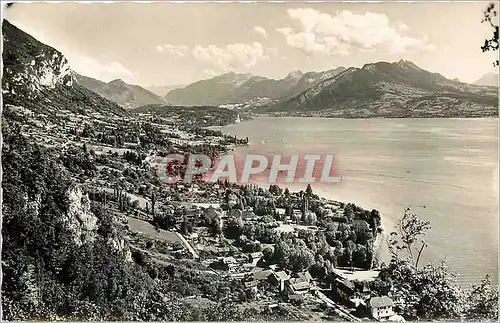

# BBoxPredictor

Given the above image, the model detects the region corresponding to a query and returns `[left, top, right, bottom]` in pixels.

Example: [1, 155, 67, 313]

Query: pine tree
[306, 184, 313, 197]
[151, 190, 156, 216]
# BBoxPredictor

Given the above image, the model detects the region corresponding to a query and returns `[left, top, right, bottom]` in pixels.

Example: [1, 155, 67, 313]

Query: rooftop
[274, 271, 290, 281]
[369, 296, 394, 308]
[336, 278, 355, 291]
[290, 281, 311, 291]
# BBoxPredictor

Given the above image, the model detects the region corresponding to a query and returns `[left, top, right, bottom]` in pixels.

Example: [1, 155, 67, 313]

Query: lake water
[221, 117, 498, 287]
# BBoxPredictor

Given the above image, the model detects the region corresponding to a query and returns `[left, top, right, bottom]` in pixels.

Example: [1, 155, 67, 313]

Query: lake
[221, 117, 498, 287]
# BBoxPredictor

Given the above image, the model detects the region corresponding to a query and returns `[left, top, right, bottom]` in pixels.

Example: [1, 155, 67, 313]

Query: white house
[369, 296, 394, 320]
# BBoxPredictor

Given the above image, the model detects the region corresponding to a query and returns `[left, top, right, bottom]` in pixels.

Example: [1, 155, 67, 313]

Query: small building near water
[369, 296, 395, 320]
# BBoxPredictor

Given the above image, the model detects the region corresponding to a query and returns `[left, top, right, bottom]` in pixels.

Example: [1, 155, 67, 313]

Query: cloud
[67, 54, 134, 82]
[156, 44, 189, 57]
[277, 8, 435, 56]
[192, 42, 272, 69]
[395, 21, 409, 32]
[253, 26, 268, 37]
[155, 42, 274, 72]
[277, 27, 326, 53]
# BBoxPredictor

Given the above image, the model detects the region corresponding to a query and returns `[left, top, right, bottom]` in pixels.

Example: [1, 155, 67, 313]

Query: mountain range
[258, 60, 498, 117]
[164, 67, 347, 106]
[473, 72, 499, 87]
[74, 74, 166, 109]
[3, 19, 498, 119]
[162, 64, 497, 118]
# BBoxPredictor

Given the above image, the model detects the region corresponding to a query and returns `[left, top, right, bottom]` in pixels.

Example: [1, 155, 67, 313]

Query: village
[4, 102, 404, 321]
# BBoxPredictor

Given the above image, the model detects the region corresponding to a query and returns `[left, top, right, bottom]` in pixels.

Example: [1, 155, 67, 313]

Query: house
[275, 208, 286, 217]
[211, 256, 238, 271]
[335, 278, 355, 302]
[248, 251, 263, 264]
[293, 271, 312, 284]
[189, 232, 199, 242]
[229, 272, 247, 280]
[292, 209, 302, 223]
[285, 280, 311, 297]
[369, 296, 394, 320]
[271, 271, 290, 292]
[187, 208, 202, 220]
[268, 264, 279, 271]
[358, 281, 372, 300]
[223, 256, 237, 267]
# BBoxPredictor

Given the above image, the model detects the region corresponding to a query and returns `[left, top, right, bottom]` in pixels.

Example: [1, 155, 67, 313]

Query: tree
[273, 240, 291, 269]
[387, 208, 430, 268]
[262, 246, 274, 262]
[464, 274, 499, 320]
[381, 257, 464, 320]
[150, 190, 157, 216]
[304, 212, 317, 226]
[380, 212, 481, 320]
[352, 244, 368, 268]
[288, 247, 314, 273]
[481, 3, 499, 66]
[412, 261, 463, 319]
[305, 184, 313, 197]
[210, 218, 222, 237]
[180, 217, 192, 235]
[223, 217, 243, 239]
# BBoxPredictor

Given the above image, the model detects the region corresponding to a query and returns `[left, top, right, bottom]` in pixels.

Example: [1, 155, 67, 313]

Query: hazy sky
[4, 2, 498, 86]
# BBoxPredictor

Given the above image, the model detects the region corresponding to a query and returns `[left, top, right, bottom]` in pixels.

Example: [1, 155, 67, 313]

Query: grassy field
[127, 216, 181, 243]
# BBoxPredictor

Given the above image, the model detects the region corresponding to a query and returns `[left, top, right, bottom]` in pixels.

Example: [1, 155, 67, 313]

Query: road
[175, 232, 200, 259]
[316, 290, 361, 322]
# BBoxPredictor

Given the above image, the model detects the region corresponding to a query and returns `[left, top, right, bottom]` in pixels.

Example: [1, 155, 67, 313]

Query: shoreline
[232, 115, 500, 122]
[215, 117, 498, 281]
[248, 114, 500, 120]
[215, 119, 395, 267]
[242, 178, 393, 267]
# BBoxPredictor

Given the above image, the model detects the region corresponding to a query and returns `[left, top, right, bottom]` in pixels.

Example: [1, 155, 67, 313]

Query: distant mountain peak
[75, 74, 165, 109]
[361, 63, 377, 72]
[473, 72, 498, 87]
[109, 78, 126, 85]
[285, 69, 304, 80]
[396, 59, 420, 70]
[215, 72, 254, 86]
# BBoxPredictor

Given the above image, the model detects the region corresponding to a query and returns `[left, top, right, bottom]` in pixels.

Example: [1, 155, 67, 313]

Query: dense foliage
[372, 209, 499, 321]
[481, 2, 499, 66]
[1, 121, 296, 321]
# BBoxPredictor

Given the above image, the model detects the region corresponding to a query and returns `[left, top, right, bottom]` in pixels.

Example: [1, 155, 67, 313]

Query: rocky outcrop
[63, 187, 98, 246]
[2, 20, 74, 98]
